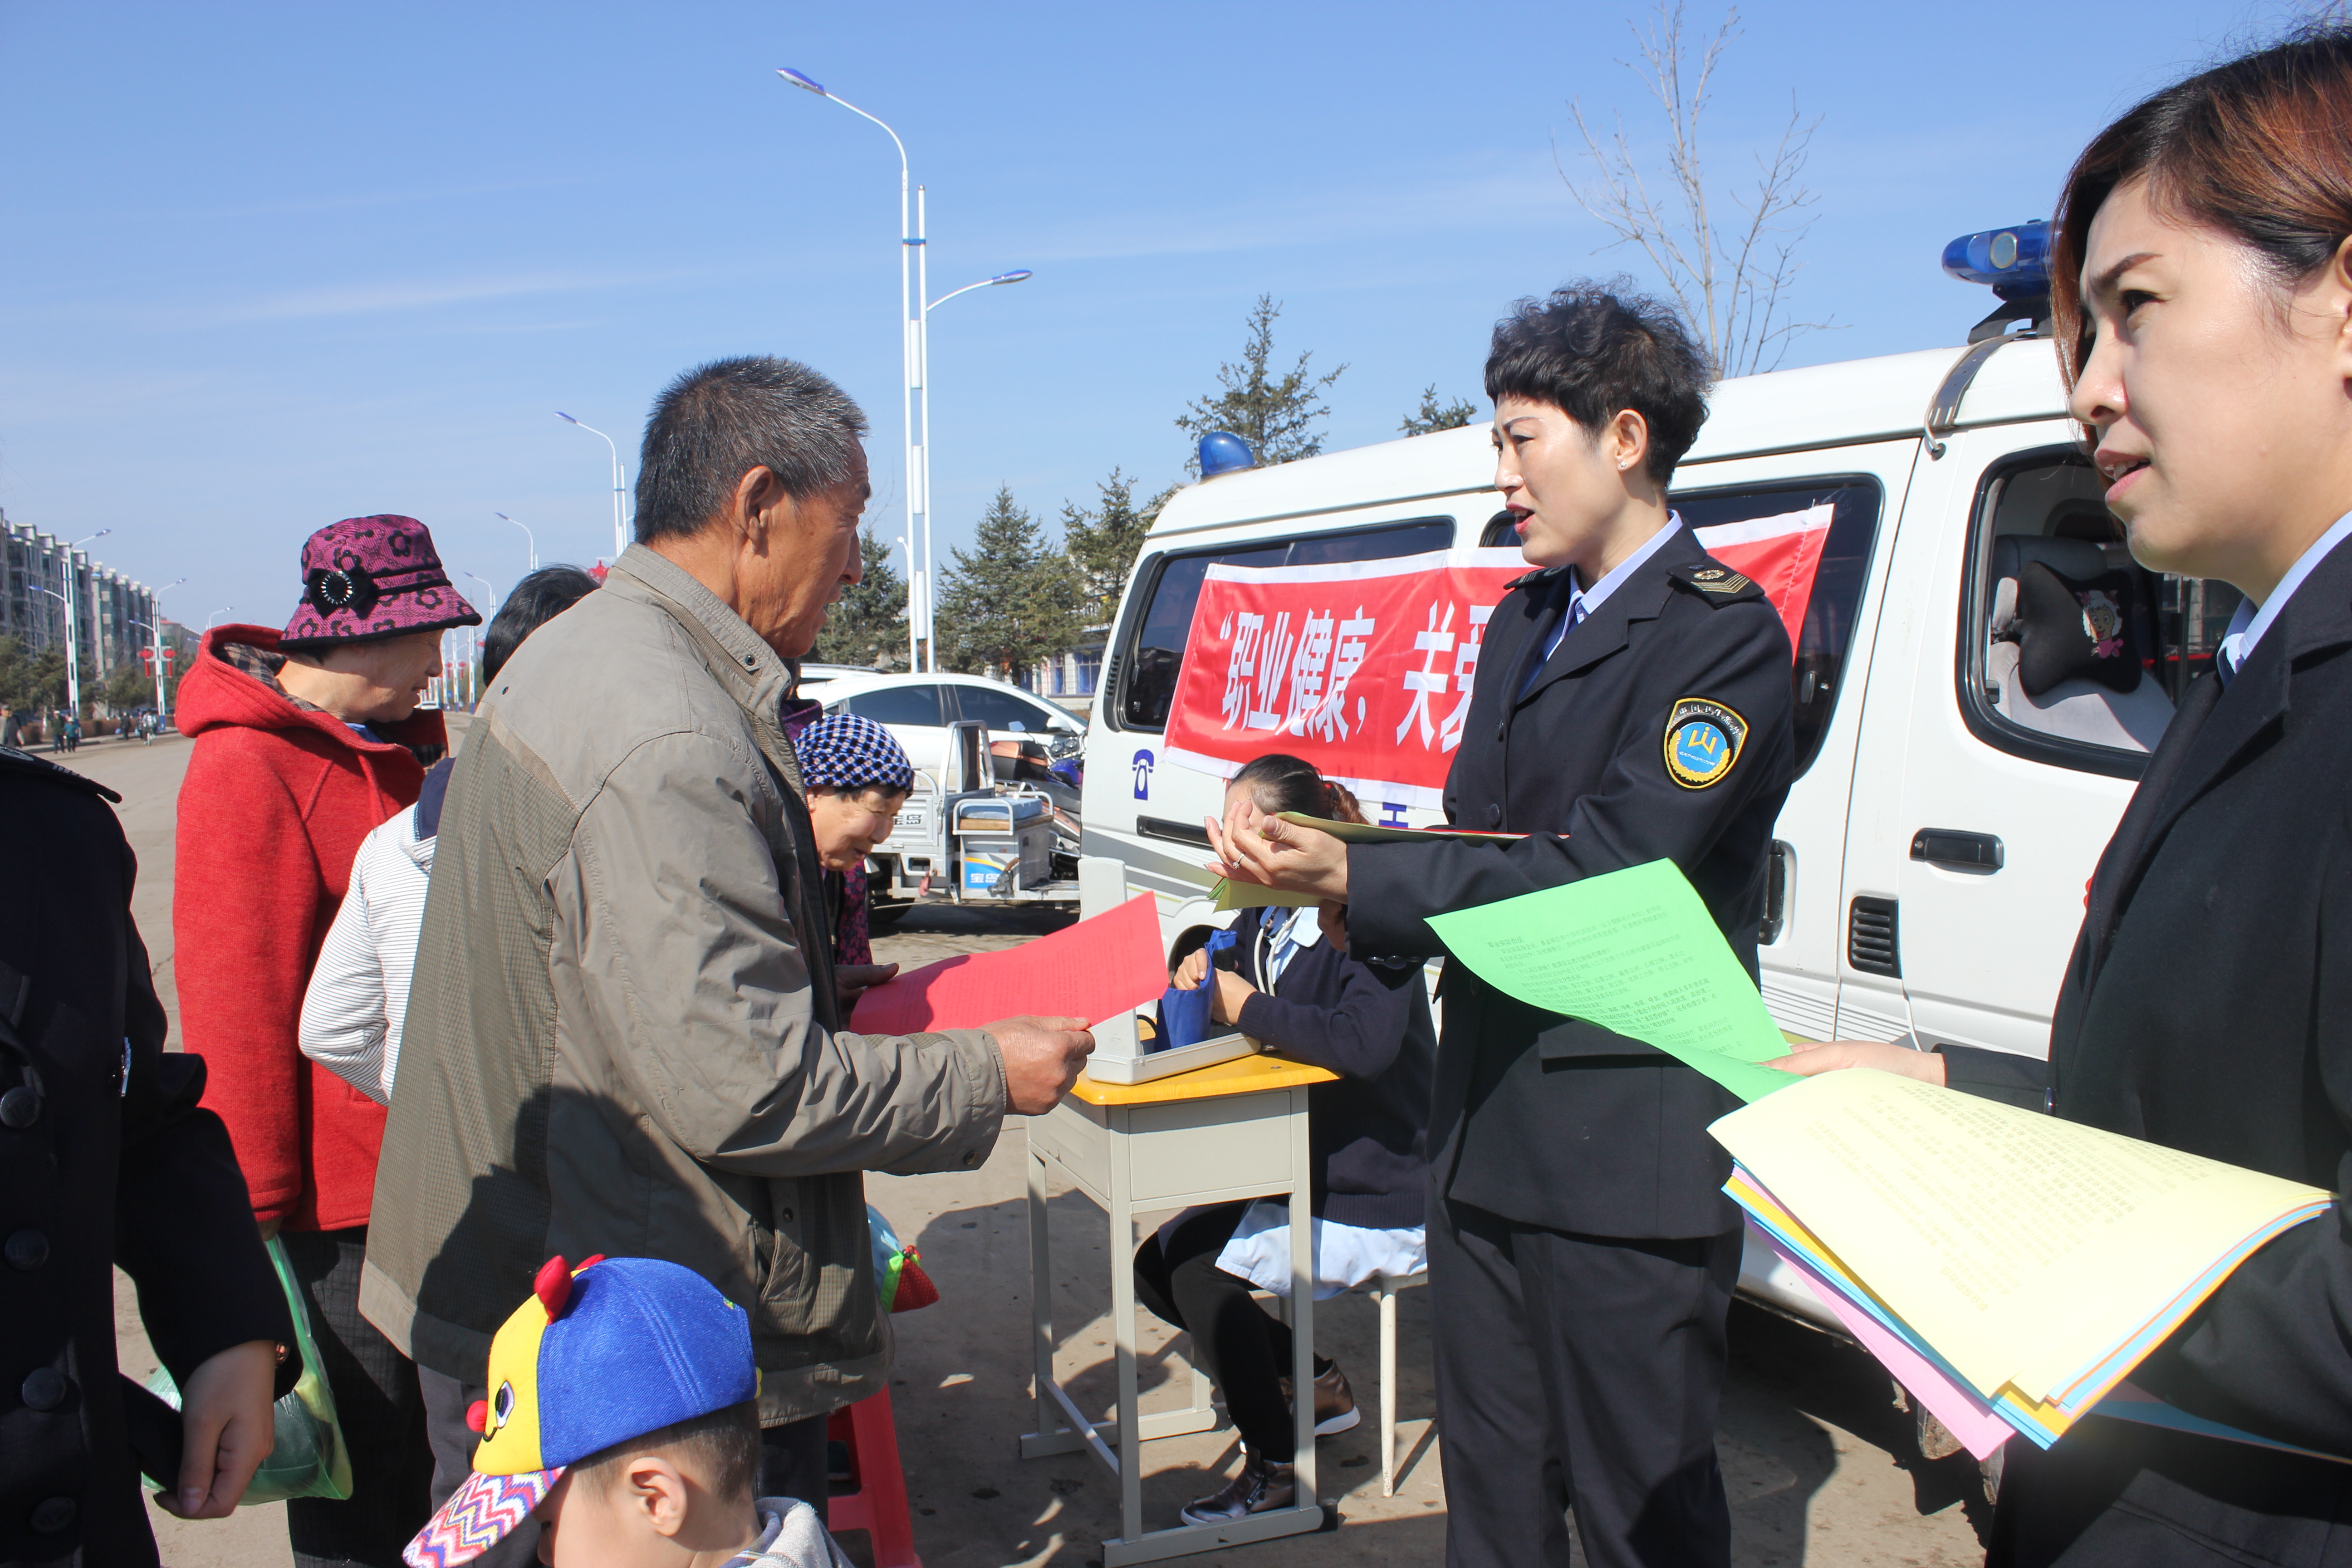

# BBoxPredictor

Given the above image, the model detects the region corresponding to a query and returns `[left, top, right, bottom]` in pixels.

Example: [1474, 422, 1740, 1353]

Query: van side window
[1115, 517, 1455, 730]
[1671, 478, 1884, 779]
[1959, 447, 2240, 779]
[838, 685, 946, 727]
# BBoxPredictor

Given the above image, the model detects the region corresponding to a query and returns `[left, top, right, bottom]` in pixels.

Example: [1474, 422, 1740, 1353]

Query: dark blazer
[0, 747, 296, 1568]
[1348, 525, 1795, 1240]
[1220, 904, 1436, 1230]
[1941, 533, 2352, 1567]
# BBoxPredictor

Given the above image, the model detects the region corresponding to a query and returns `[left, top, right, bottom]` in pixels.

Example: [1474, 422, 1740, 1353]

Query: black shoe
[1278, 1358, 1361, 1437]
[1180, 1450, 1297, 1526]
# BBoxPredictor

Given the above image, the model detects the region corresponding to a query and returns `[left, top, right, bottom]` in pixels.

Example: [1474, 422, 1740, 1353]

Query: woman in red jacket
[176, 515, 477, 1568]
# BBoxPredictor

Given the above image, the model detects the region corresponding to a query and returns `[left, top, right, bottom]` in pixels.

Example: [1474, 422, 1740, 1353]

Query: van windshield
[1117, 517, 1456, 729]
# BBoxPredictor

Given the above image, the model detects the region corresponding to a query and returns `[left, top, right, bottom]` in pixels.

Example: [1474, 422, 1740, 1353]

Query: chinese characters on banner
[1161, 506, 1832, 812]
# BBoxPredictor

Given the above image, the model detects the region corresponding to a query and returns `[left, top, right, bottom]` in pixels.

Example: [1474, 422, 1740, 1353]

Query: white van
[1078, 306, 2240, 1332]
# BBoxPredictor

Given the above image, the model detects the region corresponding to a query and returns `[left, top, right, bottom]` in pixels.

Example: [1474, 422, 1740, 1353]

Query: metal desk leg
[1288, 1086, 1317, 1514]
[1028, 1143, 1066, 1450]
[1108, 1105, 1145, 1549]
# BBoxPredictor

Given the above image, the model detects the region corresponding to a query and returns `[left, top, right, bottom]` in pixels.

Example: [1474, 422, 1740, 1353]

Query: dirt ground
[57, 730, 1990, 1567]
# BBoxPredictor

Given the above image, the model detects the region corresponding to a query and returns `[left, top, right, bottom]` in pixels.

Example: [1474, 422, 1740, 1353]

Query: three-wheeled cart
[865, 720, 1083, 920]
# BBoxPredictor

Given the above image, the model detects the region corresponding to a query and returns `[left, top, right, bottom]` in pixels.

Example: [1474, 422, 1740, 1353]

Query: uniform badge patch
[1663, 696, 1747, 789]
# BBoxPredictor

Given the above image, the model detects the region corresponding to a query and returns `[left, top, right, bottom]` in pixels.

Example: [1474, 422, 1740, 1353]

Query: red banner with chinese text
[1161, 508, 1829, 810]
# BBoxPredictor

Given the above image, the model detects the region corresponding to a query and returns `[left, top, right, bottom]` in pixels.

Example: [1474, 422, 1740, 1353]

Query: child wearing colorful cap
[405, 1255, 849, 1568]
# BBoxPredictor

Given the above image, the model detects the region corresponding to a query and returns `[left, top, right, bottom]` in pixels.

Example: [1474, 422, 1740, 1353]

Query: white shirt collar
[1269, 901, 1322, 951]
[2216, 510, 2352, 685]
[1568, 513, 1684, 621]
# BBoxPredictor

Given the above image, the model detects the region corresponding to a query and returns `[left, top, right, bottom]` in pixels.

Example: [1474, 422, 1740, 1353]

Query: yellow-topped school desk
[1022, 1049, 1341, 1565]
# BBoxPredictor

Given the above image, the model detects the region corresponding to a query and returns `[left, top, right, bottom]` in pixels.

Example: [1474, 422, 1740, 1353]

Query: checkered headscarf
[793, 712, 915, 794]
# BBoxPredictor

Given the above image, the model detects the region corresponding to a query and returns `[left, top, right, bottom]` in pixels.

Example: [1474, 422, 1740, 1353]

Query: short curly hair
[1484, 280, 1715, 484]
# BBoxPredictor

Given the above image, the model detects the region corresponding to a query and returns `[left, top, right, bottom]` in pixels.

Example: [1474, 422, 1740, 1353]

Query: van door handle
[1910, 829, 2004, 871]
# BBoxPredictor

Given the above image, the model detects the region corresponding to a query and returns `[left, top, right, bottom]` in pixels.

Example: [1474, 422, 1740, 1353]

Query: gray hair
[633, 356, 869, 543]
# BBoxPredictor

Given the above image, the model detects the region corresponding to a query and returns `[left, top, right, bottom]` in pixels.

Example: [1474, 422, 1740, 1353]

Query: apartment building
[1, 510, 163, 682]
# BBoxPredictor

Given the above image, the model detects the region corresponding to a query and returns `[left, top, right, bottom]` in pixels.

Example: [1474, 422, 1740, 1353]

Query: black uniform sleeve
[1935, 1045, 2051, 1112]
[1234, 957, 1420, 1081]
[1348, 593, 1790, 960]
[2122, 833, 2352, 1457]
[110, 835, 298, 1399]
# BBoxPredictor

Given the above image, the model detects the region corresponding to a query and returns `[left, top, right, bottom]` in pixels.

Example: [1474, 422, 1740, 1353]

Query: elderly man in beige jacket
[361, 356, 1093, 1558]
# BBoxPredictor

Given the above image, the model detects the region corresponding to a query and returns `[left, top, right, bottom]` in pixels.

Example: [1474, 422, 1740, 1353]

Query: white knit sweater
[298, 799, 434, 1104]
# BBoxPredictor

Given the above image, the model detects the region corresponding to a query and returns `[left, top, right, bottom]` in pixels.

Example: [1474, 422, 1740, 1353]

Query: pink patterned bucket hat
[280, 515, 481, 648]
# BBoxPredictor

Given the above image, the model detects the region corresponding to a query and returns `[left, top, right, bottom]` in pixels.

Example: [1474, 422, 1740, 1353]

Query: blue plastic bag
[1154, 928, 1237, 1050]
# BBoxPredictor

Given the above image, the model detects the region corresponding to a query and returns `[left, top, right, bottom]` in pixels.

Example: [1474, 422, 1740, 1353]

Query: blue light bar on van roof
[1942, 220, 2051, 295]
[1198, 431, 1256, 478]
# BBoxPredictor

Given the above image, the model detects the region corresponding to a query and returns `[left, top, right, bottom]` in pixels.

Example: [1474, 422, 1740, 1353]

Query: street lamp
[206, 606, 235, 629]
[915, 252, 1033, 671]
[132, 576, 187, 720]
[495, 513, 539, 572]
[891, 535, 916, 671]
[41, 530, 112, 720]
[557, 412, 629, 563]
[463, 572, 500, 709]
[777, 66, 922, 670]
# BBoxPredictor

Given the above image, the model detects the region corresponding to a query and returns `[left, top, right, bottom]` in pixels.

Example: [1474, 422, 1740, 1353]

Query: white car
[818, 671, 1085, 781]
[790, 661, 886, 696]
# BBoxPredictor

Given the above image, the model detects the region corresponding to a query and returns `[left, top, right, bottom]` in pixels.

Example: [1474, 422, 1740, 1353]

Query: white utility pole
[916, 242, 1034, 672]
[777, 67, 921, 669]
[137, 577, 187, 719]
[495, 513, 539, 572]
[557, 412, 629, 562]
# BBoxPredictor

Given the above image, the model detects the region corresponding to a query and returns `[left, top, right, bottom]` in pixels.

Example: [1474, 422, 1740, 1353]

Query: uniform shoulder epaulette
[0, 745, 121, 803]
[1504, 564, 1568, 593]
[1666, 560, 1768, 606]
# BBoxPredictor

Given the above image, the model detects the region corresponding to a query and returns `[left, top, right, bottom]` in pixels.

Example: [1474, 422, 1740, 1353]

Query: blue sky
[0, 0, 2306, 636]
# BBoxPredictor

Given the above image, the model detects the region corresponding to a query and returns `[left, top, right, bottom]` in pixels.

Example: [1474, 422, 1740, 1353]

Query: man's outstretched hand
[834, 962, 900, 1011]
[990, 1015, 1096, 1114]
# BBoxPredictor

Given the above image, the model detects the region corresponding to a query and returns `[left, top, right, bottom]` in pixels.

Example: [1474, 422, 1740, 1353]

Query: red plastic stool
[824, 1388, 923, 1568]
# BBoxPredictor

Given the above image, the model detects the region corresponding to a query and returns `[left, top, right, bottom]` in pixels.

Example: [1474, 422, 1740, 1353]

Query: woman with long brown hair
[1779, 24, 2352, 1564]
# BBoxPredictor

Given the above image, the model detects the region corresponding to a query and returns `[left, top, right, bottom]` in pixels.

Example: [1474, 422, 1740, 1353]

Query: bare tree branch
[1556, 2, 1838, 377]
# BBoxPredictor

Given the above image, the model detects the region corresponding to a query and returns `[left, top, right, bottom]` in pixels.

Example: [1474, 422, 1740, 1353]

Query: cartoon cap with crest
[403, 1255, 758, 1568]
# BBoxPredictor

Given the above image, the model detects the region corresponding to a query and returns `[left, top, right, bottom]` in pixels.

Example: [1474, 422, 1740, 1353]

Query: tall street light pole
[464, 572, 499, 709]
[52, 530, 111, 719]
[557, 412, 629, 563]
[891, 535, 916, 671]
[205, 606, 235, 629]
[777, 67, 922, 669]
[136, 577, 187, 719]
[495, 512, 539, 572]
[916, 247, 1034, 671]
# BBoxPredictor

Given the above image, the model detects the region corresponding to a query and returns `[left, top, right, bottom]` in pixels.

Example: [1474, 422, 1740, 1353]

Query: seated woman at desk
[1134, 752, 1436, 1529]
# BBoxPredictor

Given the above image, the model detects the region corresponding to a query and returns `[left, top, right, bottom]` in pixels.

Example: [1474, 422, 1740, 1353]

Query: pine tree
[1401, 384, 1480, 436]
[1174, 295, 1347, 469]
[811, 529, 910, 670]
[1061, 469, 1167, 629]
[0, 642, 71, 714]
[935, 488, 1085, 681]
[103, 661, 151, 712]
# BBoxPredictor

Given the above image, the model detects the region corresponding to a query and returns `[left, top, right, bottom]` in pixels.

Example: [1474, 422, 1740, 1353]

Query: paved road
[50, 730, 1989, 1567]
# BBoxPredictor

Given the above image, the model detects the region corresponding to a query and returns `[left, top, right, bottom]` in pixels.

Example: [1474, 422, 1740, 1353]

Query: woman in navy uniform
[1213, 283, 1794, 1568]
[0, 744, 295, 1566]
[1781, 27, 2352, 1567]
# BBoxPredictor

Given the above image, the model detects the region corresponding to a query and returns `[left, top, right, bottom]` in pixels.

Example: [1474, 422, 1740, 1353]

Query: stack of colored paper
[1712, 1070, 2338, 1461]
